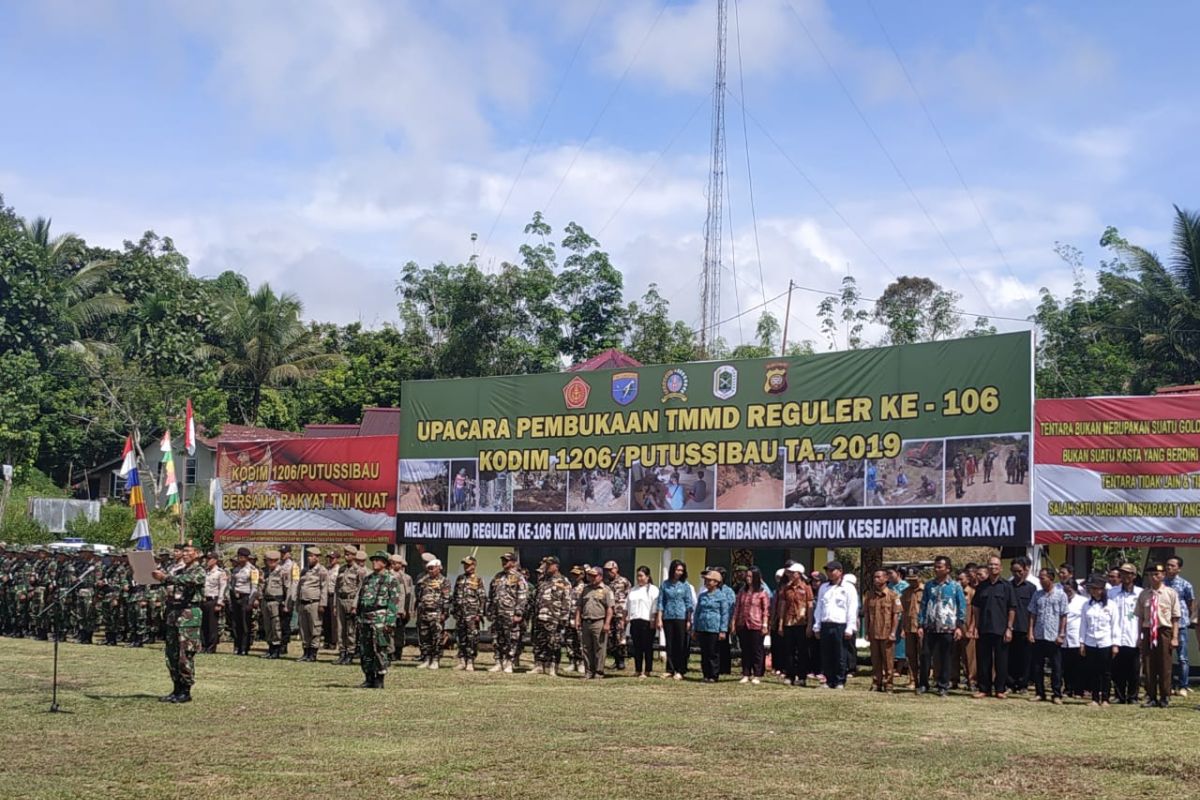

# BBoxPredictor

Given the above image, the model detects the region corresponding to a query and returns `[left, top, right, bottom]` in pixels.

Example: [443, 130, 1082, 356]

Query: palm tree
[211, 282, 342, 424]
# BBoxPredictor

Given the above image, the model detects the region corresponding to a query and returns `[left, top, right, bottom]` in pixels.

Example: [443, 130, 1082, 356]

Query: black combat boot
[261, 644, 275, 659]
[172, 685, 192, 703]
[358, 672, 376, 688]
[160, 681, 181, 702]
[375, 674, 385, 689]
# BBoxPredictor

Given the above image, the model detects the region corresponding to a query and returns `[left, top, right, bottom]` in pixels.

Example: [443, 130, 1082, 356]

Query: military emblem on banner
[611, 371, 639, 406]
[563, 376, 591, 409]
[764, 362, 788, 394]
[713, 365, 738, 400]
[661, 368, 689, 403]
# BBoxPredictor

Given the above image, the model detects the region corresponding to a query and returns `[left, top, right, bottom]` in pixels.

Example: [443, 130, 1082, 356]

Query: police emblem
[764, 362, 788, 394]
[611, 372, 639, 406]
[563, 376, 591, 409]
[660, 368, 688, 403]
[713, 365, 738, 400]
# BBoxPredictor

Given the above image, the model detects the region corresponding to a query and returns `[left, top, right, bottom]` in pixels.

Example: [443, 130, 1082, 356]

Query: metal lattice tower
[699, 0, 728, 358]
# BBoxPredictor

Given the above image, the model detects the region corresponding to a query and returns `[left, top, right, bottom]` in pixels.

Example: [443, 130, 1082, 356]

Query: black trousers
[1112, 645, 1140, 703]
[698, 631, 721, 680]
[737, 628, 765, 677]
[663, 618, 690, 675]
[629, 619, 654, 673]
[1085, 645, 1113, 703]
[1061, 646, 1083, 695]
[820, 624, 848, 687]
[976, 633, 1009, 694]
[200, 599, 221, 650]
[1031, 639, 1063, 698]
[1008, 634, 1031, 690]
[230, 593, 252, 653]
[783, 625, 808, 679]
[924, 631, 956, 690]
[720, 635, 732, 675]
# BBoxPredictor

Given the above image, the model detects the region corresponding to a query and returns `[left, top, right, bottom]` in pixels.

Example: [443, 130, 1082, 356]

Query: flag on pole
[118, 435, 136, 478]
[124, 443, 152, 551]
[160, 430, 180, 515]
[184, 398, 196, 457]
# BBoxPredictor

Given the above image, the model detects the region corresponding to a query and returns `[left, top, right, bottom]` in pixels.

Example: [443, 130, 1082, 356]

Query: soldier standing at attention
[277, 544, 299, 656]
[336, 548, 367, 664]
[98, 551, 124, 645]
[415, 558, 449, 669]
[71, 546, 99, 644]
[604, 560, 632, 672]
[28, 545, 53, 640]
[146, 550, 171, 644]
[516, 566, 537, 669]
[356, 551, 401, 689]
[323, 550, 341, 651]
[51, 549, 74, 641]
[201, 551, 228, 654]
[575, 566, 615, 680]
[487, 553, 529, 673]
[532, 556, 573, 676]
[153, 543, 206, 704]
[451, 555, 487, 671]
[259, 550, 287, 659]
[228, 547, 257, 655]
[389, 554, 415, 662]
[565, 566, 586, 672]
[296, 547, 329, 662]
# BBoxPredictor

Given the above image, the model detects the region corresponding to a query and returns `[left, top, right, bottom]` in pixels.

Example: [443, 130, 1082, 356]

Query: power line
[731, 0, 768, 309]
[541, 0, 671, 215]
[864, 0, 1024, 293]
[782, 0, 996, 316]
[479, 0, 605, 265]
[691, 287, 791, 339]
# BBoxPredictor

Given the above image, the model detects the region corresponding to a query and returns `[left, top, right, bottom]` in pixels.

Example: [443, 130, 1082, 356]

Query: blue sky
[2, 0, 1197, 348]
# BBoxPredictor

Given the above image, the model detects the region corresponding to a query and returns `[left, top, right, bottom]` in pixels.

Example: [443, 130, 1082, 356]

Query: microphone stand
[36, 564, 97, 713]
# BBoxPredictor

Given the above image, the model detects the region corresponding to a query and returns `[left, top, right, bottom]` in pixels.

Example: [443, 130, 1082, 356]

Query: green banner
[398, 332, 1032, 547]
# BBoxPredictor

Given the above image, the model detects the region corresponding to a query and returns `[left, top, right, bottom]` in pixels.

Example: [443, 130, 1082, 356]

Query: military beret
[343, 544, 358, 555]
[236, 547, 252, 557]
[307, 546, 322, 557]
[1148, 563, 1164, 573]
[369, 550, 389, 562]
[264, 549, 281, 560]
[326, 550, 338, 558]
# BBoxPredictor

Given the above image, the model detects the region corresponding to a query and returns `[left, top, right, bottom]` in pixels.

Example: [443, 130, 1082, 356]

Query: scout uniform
[414, 561, 449, 668]
[451, 556, 488, 670]
[487, 555, 529, 673]
[532, 557, 573, 676]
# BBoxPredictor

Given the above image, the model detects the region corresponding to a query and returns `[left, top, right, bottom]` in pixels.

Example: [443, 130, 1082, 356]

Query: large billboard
[1035, 396, 1200, 546]
[398, 332, 1033, 547]
[215, 435, 399, 545]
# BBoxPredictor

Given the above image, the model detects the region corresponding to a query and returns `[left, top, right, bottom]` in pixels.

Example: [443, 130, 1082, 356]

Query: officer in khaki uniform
[259, 550, 288, 659]
[296, 547, 329, 662]
[335, 547, 368, 664]
[388, 554, 414, 662]
[277, 544, 300, 655]
[575, 566, 614, 680]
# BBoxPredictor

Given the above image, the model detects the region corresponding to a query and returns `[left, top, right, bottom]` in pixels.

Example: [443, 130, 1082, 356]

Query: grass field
[2, 638, 1198, 800]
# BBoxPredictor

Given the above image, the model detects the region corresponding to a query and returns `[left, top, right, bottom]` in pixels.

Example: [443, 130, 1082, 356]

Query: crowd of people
[0, 541, 1194, 707]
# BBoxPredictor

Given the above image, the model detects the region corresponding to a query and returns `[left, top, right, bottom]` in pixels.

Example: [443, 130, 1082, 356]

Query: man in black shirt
[1007, 556, 1036, 694]
[969, 555, 1016, 698]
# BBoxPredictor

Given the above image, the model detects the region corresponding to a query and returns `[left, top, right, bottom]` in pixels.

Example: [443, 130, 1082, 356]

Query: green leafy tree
[872, 276, 961, 345]
[556, 221, 628, 363]
[624, 284, 696, 364]
[817, 274, 869, 350]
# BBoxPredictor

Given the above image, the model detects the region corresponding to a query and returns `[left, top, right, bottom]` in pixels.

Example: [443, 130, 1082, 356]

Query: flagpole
[179, 466, 187, 546]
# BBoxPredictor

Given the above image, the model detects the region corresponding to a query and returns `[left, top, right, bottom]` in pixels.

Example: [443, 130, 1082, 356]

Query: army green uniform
[451, 568, 488, 667]
[99, 558, 129, 644]
[414, 569, 449, 667]
[605, 571, 632, 670]
[27, 549, 53, 639]
[53, 555, 77, 639]
[356, 553, 401, 688]
[0, 548, 14, 635]
[15, 552, 36, 637]
[161, 558, 205, 702]
[335, 552, 367, 664]
[126, 567, 150, 647]
[532, 569, 573, 674]
[487, 566, 529, 672]
[74, 550, 100, 643]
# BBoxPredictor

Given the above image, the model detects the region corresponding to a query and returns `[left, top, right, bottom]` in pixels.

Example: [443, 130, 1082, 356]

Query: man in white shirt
[812, 560, 859, 689]
[1107, 563, 1143, 704]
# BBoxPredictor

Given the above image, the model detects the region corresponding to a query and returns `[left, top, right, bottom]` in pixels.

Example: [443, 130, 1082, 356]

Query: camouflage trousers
[357, 615, 393, 677]
[563, 622, 582, 663]
[29, 587, 49, 636]
[75, 589, 98, 634]
[14, 593, 31, 635]
[607, 612, 628, 661]
[127, 596, 151, 639]
[52, 592, 74, 637]
[456, 616, 481, 660]
[491, 616, 519, 662]
[165, 623, 201, 688]
[417, 617, 444, 661]
[102, 596, 124, 639]
[532, 619, 563, 663]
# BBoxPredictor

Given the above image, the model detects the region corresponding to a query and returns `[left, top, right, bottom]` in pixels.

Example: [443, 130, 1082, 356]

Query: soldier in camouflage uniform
[414, 558, 448, 669]
[28, 545, 55, 640]
[51, 550, 76, 640]
[451, 555, 488, 671]
[564, 565, 586, 672]
[486, 553, 529, 673]
[144, 550, 171, 643]
[125, 553, 149, 647]
[12, 548, 35, 637]
[356, 551, 401, 689]
[0, 545, 12, 635]
[604, 560, 632, 671]
[531, 556, 573, 676]
[153, 543, 205, 703]
[74, 545, 100, 644]
[99, 552, 129, 644]
[516, 566, 538, 669]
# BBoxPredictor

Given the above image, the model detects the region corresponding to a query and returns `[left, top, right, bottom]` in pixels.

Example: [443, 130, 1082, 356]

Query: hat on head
[501, 552, 517, 562]
[389, 554, 404, 565]
[461, 555, 476, 565]
[543, 555, 559, 565]
[1118, 562, 1138, 575]
[248, 552, 258, 560]
[426, 558, 442, 569]
[569, 565, 584, 577]
[204, 551, 218, 561]
[343, 544, 358, 556]
[1085, 574, 1107, 590]
[355, 550, 368, 561]
[904, 566, 920, 579]
[585, 565, 601, 576]
[775, 568, 786, 579]
[419, 551, 436, 563]
[370, 550, 390, 563]
[326, 550, 338, 558]
[307, 546, 322, 557]
[264, 549, 281, 560]
[603, 560, 618, 570]
[237, 547, 252, 557]
[279, 544, 292, 554]
[1147, 563, 1165, 573]
[825, 560, 844, 572]
[787, 563, 805, 574]
[703, 570, 723, 582]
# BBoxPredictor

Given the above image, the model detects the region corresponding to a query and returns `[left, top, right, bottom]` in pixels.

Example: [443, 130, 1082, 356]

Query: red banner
[1035, 396, 1200, 546]
[214, 435, 398, 543]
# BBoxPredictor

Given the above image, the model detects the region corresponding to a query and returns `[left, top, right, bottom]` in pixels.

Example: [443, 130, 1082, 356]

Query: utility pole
[699, 0, 727, 358]
[780, 279, 795, 356]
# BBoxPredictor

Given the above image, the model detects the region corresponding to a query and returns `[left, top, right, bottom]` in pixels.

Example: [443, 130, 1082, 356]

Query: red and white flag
[184, 398, 196, 457]
[118, 435, 136, 478]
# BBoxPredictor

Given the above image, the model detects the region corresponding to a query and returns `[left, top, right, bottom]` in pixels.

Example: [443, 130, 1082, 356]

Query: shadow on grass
[82, 693, 162, 701]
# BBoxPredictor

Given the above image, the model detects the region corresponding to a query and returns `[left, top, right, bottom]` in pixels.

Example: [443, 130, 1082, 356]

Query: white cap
[775, 568, 786, 579]
[844, 573, 857, 586]
[786, 563, 805, 574]
[427, 558, 442, 568]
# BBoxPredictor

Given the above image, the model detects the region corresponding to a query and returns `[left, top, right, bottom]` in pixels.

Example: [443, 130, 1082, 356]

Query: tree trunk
[861, 547, 884, 582]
